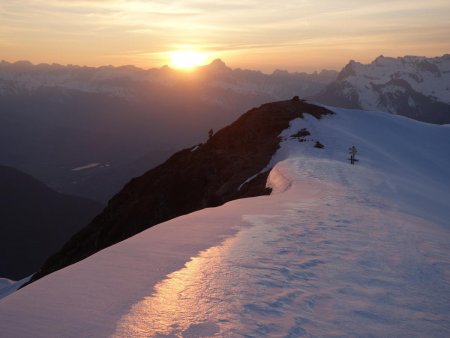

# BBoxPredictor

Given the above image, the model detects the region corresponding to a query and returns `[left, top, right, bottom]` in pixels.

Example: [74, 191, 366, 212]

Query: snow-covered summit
[316, 54, 450, 124]
[0, 104, 449, 337]
[343, 54, 450, 104]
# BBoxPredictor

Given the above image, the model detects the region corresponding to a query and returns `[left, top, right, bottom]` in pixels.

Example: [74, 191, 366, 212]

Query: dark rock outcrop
[0, 60, 337, 204]
[291, 128, 311, 139]
[314, 141, 325, 149]
[0, 166, 102, 280]
[26, 100, 332, 286]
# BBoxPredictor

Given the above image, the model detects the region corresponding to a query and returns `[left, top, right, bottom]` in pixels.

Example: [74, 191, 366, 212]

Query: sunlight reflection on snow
[114, 235, 239, 337]
[113, 166, 450, 337]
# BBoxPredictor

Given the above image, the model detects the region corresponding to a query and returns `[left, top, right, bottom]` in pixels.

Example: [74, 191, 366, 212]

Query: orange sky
[1, 0, 449, 72]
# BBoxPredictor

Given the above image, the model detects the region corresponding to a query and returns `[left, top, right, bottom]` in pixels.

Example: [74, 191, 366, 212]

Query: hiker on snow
[349, 145, 357, 164]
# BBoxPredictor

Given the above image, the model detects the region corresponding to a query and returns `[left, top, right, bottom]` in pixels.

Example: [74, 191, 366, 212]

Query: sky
[0, 0, 449, 72]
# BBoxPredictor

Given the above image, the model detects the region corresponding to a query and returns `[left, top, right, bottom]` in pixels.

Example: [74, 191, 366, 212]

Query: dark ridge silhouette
[25, 99, 332, 286]
[0, 58, 336, 204]
[0, 165, 103, 280]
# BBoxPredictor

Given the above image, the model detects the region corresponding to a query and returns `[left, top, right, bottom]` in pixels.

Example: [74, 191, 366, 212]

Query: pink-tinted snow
[1, 107, 449, 337]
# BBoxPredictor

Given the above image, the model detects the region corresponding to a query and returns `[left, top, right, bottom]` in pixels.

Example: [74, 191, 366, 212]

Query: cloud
[1, 0, 449, 71]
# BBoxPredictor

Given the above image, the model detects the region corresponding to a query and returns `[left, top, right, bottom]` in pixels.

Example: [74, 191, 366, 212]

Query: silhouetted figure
[208, 129, 214, 140]
[349, 145, 357, 164]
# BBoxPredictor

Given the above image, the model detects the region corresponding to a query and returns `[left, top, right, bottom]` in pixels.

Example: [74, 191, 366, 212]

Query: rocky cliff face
[315, 54, 450, 124]
[27, 99, 332, 285]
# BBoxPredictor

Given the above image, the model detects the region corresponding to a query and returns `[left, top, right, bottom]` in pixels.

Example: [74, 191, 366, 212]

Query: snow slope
[0, 107, 449, 337]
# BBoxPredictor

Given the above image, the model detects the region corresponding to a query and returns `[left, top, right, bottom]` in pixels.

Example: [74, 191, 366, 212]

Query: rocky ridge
[26, 99, 332, 285]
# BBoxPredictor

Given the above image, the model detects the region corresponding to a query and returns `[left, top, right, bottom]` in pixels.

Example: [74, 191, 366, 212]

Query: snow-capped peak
[0, 59, 337, 100]
[316, 54, 450, 124]
[340, 54, 450, 105]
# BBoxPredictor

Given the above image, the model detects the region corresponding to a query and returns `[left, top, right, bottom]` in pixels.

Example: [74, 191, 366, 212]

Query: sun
[168, 50, 208, 70]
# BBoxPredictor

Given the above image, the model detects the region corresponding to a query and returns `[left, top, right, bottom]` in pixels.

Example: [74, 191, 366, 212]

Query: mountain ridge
[26, 99, 332, 286]
[0, 59, 336, 203]
[0, 58, 337, 98]
[2, 103, 450, 337]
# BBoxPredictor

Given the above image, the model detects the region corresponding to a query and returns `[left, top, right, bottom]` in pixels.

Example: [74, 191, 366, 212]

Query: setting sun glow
[168, 51, 208, 70]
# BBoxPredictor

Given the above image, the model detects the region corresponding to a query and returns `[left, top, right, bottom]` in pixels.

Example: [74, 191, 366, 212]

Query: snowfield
[1, 106, 449, 337]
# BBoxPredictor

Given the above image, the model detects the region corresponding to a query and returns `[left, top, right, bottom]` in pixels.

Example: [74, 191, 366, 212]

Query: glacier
[0, 106, 449, 337]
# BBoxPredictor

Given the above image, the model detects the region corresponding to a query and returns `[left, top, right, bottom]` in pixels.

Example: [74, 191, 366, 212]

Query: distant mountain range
[314, 54, 450, 124]
[0, 59, 337, 100]
[0, 165, 102, 280]
[0, 59, 336, 202]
